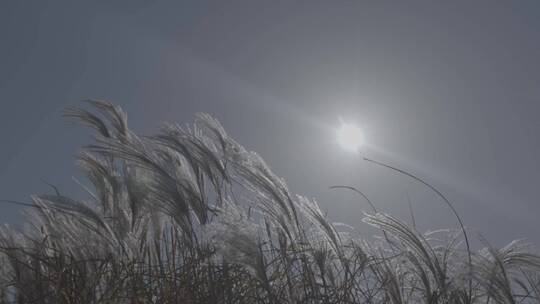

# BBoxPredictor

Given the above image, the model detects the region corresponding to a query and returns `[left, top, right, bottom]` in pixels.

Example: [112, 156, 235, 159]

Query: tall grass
[1, 100, 539, 303]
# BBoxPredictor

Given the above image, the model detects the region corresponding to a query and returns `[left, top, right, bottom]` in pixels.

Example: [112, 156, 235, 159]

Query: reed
[0, 100, 538, 303]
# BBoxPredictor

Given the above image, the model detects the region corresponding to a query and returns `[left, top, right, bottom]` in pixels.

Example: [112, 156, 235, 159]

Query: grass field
[1, 101, 539, 303]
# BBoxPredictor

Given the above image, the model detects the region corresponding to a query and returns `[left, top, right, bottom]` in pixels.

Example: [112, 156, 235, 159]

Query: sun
[336, 122, 365, 152]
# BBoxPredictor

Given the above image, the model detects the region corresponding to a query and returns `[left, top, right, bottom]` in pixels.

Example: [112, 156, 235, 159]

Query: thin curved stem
[0, 199, 80, 216]
[329, 185, 378, 213]
[363, 156, 473, 301]
[329, 185, 396, 249]
[0, 199, 40, 209]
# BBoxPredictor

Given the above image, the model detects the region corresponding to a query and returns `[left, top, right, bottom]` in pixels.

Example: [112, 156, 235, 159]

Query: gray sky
[2, 0, 540, 248]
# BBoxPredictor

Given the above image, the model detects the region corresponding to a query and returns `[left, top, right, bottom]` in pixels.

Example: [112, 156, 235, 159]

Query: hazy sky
[2, 1, 540, 247]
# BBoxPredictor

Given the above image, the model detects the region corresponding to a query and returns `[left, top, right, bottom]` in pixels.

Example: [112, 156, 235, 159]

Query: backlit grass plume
[0, 100, 539, 303]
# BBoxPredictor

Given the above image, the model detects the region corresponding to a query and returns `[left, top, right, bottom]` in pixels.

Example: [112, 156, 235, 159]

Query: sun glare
[337, 122, 365, 152]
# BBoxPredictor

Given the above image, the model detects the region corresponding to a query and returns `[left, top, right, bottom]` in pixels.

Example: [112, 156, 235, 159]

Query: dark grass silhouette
[1, 101, 540, 303]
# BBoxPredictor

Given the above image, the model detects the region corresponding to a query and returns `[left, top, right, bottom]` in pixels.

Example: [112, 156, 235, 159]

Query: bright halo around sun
[336, 122, 365, 152]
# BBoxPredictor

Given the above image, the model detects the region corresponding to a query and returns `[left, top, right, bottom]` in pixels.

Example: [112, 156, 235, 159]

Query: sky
[2, 0, 540, 248]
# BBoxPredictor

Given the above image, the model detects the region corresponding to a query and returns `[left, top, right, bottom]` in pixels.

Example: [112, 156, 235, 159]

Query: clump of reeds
[0, 100, 539, 303]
